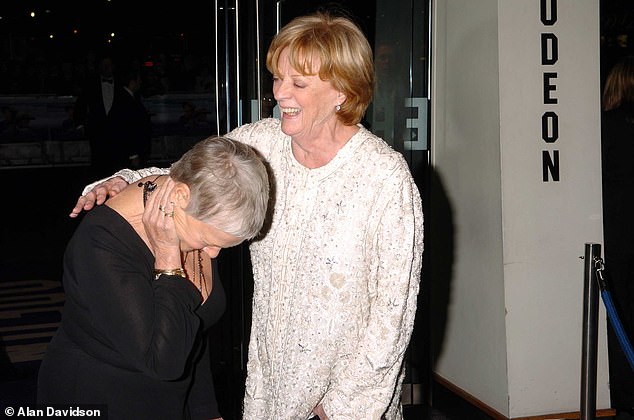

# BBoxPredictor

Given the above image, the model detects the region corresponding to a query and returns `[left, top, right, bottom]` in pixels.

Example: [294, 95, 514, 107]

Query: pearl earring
[335, 104, 341, 111]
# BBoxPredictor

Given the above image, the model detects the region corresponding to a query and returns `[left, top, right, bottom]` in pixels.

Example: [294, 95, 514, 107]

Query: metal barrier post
[580, 243, 601, 420]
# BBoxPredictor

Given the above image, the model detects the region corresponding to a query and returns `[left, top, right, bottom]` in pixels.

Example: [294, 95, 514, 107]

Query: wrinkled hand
[69, 176, 129, 218]
[143, 178, 181, 269]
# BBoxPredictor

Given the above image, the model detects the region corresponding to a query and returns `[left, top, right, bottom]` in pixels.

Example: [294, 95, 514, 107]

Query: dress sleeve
[81, 167, 169, 196]
[81, 118, 279, 195]
[82, 119, 282, 196]
[226, 118, 282, 158]
[67, 216, 202, 381]
[243, 321, 266, 417]
[320, 168, 424, 419]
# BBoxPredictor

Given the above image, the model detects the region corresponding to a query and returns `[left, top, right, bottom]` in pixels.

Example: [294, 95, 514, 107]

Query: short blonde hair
[603, 56, 634, 111]
[169, 136, 269, 240]
[266, 12, 375, 125]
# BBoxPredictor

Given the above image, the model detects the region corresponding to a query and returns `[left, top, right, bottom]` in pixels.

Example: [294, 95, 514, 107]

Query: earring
[335, 104, 341, 111]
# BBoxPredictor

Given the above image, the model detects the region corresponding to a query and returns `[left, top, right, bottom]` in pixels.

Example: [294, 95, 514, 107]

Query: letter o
[542, 111, 559, 143]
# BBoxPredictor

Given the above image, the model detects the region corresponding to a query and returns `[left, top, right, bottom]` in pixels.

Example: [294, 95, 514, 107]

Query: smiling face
[272, 48, 345, 142]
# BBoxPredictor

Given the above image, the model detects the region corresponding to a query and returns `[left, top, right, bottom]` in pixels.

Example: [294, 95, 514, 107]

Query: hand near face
[69, 176, 129, 218]
[143, 178, 182, 269]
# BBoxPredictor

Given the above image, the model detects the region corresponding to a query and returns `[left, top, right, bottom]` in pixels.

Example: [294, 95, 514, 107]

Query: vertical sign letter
[540, 0, 557, 26]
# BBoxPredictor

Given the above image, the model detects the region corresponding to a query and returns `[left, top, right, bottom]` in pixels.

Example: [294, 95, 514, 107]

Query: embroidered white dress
[109, 118, 424, 420]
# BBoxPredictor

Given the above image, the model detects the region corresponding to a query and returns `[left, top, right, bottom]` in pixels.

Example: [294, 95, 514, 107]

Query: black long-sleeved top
[602, 104, 634, 255]
[601, 103, 634, 408]
[37, 205, 225, 419]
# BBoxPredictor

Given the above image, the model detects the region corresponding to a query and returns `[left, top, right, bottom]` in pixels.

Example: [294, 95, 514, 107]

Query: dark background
[1, 1, 633, 419]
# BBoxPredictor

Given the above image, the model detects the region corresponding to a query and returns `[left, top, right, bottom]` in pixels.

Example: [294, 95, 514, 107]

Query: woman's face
[272, 48, 344, 141]
[174, 210, 242, 259]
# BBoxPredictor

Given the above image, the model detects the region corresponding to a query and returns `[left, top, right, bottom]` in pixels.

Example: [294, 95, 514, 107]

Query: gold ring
[166, 211, 175, 218]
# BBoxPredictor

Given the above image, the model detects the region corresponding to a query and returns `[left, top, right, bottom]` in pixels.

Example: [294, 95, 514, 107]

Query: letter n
[542, 150, 560, 182]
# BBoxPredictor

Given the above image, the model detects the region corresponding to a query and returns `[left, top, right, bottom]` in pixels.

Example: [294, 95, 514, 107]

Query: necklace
[139, 175, 162, 207]
[185, 250, 207, 297]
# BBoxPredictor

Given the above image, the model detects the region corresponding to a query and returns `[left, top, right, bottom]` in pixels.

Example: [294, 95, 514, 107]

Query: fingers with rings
[158, 202, 175, 217]
[166, 201, 175, 217]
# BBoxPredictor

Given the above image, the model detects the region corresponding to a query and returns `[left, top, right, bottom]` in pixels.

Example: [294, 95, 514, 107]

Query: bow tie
[101, 78, 113, 84]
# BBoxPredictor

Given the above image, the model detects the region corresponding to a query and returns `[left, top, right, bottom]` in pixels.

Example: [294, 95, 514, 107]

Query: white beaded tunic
[233, 119, 423, 420]
[110, 118, 424, 420]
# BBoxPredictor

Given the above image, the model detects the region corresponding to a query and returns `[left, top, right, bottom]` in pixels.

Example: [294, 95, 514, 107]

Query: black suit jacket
[74, 76, 151, 175]
[109, 88, 152, 165]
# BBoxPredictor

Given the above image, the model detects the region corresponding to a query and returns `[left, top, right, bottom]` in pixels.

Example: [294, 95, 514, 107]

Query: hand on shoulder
[69, 176, 129, 218]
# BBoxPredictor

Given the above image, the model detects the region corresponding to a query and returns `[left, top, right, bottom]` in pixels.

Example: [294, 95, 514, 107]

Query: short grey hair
[169, 136, 269, 240]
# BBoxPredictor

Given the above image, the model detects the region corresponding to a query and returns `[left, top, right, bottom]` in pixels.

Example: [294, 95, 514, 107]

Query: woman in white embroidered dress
[70, 11, 424, 420]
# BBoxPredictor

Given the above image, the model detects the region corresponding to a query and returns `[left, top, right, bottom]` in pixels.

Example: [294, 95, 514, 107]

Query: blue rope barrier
[595, 258, 634, 372]
[600, 290, 634, 371]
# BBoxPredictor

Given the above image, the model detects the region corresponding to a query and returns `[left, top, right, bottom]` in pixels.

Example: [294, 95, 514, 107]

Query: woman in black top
[601, 56, 634, 418]
[37, 137, 269, 420]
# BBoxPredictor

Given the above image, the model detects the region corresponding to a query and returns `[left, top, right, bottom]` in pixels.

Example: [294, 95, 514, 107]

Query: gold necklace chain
[196, 249, 208, 297]
[184, 250, 207, 297]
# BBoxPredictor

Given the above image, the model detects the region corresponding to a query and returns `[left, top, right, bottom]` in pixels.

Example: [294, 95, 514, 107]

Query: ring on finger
[165, 211, 175, 218]
[158, 205, 165, 212]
